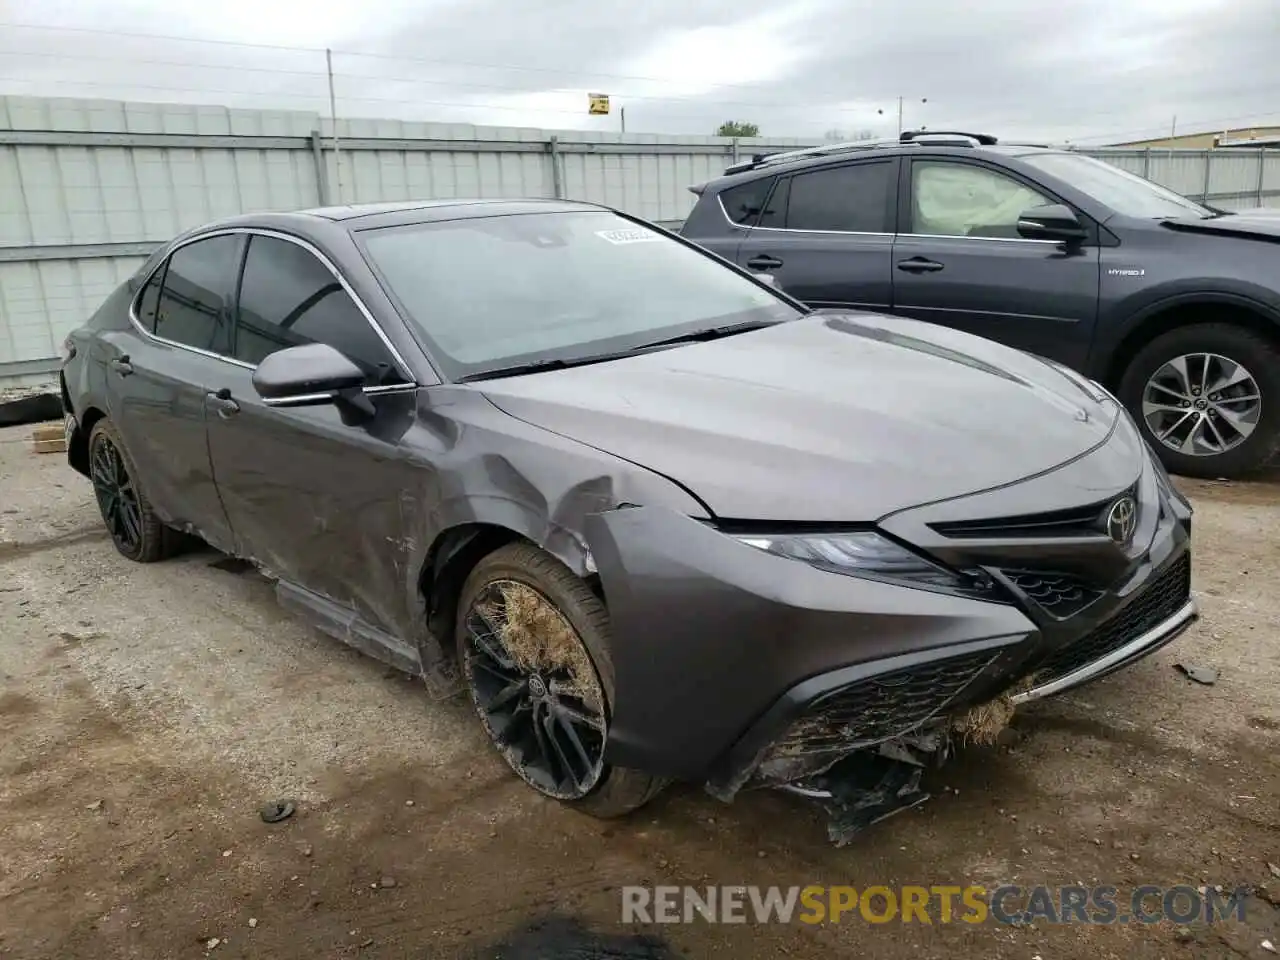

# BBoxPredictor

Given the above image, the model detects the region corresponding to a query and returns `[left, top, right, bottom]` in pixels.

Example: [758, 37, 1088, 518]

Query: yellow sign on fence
[588, 93, 610, 115]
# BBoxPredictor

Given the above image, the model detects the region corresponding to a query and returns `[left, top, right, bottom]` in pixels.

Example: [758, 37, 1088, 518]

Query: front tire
[455, 542, 665, 818]
[88, 419, 181, 562]
[1118, 322, 1280, 478]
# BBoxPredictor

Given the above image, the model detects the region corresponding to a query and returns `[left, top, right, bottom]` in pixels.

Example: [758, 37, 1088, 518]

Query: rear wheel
[1118, 322, 1280, 478]
[88, 419, 181, 562]
[455, 542, 665, 818]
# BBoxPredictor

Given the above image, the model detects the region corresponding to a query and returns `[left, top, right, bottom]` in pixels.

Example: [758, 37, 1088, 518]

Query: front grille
[763, 648, 998, 760]
[930, 484, 1137, 540]
[1001, 570, 1103, 619]
[1034, 553, 1191, 682]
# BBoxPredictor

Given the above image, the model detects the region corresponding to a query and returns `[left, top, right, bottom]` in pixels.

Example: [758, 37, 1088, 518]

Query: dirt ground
[0, 420, 1277, 960]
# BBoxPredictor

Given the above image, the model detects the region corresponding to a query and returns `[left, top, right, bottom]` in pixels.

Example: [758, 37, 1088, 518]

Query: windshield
[1021, 152, 1215, 219]
[357, 210, 801, 380]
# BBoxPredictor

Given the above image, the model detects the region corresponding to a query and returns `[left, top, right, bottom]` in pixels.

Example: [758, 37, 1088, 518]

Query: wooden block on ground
[31, 423, 66, 454]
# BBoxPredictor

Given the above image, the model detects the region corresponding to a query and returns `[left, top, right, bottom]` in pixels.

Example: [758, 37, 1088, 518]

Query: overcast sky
[1, 0, 1278, 144]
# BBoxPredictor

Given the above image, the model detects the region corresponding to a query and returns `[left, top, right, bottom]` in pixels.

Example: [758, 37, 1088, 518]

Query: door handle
[109, 356, 134, 376]
[206, 389, 240, 418]
[746, 255, 784, 270]
[896, 257, 945, 273]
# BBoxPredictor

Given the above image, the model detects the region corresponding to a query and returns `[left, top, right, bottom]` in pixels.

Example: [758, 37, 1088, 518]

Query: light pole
[879, 97, 927, 137]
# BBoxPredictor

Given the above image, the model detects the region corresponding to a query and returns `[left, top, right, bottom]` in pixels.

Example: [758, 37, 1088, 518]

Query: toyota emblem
[1105, 495, 1137, 545]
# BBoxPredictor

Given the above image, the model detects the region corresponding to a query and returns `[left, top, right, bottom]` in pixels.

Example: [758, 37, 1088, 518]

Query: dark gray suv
[679, 131, 1280, 479]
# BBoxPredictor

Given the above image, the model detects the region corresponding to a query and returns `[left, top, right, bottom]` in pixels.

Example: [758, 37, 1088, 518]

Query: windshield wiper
[458, 319, 785, 383]
[628, 318, 782, 351]
[458, 350, 638, 382]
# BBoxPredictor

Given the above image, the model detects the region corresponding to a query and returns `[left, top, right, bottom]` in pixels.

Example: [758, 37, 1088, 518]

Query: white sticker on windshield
[595, 228, 663, 245]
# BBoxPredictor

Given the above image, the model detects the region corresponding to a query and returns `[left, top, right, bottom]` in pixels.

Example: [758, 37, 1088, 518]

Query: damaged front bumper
[583, 492, 1196, 826]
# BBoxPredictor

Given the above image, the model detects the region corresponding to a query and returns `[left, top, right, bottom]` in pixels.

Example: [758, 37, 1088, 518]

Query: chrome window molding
[716, 192, 1058, 243]
[127, 227, 419, 392]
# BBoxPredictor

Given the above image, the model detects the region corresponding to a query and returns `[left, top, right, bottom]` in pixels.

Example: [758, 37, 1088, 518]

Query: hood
[474, 311, 1121, 522]
[1162, 208, 1280, 241]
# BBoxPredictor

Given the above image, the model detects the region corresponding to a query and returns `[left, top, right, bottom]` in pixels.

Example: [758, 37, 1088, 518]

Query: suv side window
[719, 178, 774, 226]
[785, 161, 893, 233]
[154, 235, 242, 354]
[233, 234, 399, 380]
[911, 161, 1053, 239]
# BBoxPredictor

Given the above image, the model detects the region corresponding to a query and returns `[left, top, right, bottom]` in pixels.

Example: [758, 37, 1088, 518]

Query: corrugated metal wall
[1084, 147, 1280, 210]
[3, 94, 1280, 385]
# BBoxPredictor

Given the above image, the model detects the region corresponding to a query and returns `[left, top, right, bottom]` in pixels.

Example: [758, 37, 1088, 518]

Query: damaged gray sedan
[59, 199, 1198, 838]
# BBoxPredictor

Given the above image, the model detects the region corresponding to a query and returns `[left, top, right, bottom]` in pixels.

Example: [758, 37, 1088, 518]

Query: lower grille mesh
[1034, 553, 1191, 682]
[763, 648, 998, 760]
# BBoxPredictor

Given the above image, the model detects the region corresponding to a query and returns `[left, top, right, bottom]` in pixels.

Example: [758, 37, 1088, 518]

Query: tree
[717, 121, 760, 137]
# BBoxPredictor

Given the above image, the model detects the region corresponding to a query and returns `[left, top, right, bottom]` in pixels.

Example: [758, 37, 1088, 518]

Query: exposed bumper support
[1012, 597, 1199, 704]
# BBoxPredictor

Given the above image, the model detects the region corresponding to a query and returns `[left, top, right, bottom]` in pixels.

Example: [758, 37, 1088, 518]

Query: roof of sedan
[297, 198, 599, 222]
[187, 198, 616, 240]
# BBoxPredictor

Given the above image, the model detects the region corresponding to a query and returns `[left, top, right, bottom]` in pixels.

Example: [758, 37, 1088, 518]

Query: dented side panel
[583, 506, 1037, 781]
[204, 379, 712, 678]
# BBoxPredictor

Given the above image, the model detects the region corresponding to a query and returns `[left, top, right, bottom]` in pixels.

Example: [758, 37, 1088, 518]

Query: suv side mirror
[1017, 203, 1088, 242]
[252, 343, 367, 408]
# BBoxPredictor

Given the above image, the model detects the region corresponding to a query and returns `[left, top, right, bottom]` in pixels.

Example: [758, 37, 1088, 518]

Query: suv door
[734, 158, 897, 311]
[98, 234, 242, 552]
[891, 157, 1100, 367]
[203, 232, 424, 643]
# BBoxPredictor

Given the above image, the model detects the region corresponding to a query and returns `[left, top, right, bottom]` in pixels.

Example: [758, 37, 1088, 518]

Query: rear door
[99, 234, 241, 551]
[890, 157, 1100, 367]
[203, 231, 423, 640]
[734, 157, 897, 311]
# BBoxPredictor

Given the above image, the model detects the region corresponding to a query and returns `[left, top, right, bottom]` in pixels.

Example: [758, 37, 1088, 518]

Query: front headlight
[733, 530, 971, 592]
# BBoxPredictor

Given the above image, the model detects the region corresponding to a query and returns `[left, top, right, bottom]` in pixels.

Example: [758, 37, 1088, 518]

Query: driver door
[890, 157, 1101, 369]
[203, 232, 424, 639]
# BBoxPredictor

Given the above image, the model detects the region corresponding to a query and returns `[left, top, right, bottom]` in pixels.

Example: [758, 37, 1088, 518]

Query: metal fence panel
[3, 93, 1280, 383]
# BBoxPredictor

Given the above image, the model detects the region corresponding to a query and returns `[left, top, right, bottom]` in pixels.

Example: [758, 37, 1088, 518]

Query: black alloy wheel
[90, 430, 144, 557]
[86, 419, 181, 563]
[461, 578, 608, 800]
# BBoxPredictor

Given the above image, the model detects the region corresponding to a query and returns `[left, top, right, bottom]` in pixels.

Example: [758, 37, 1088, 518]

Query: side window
[785, 162, 893, 233]
[719, 178, 774, 226]
[233, 235, 399, 380]
[135, 267, 165, 333]
[911, 162, 1053, 239]
[756, 177, 790, 229]
[155, 235, 242, 354]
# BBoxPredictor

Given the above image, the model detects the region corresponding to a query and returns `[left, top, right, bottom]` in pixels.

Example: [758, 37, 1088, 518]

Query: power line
[0, 72, 842, 120]
[0, 47, 886, 114]
[1064, 109, 1280, 145]
[0, 20, 787, 94]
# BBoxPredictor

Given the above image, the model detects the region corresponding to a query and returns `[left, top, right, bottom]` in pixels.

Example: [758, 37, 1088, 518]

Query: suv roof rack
[901, 129, 998, 146]
[722, 129, 999, 175]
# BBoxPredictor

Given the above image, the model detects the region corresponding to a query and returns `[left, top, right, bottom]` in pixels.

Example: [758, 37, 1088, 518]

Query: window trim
[900, 156, 1082, 246]
[127, 227, 419, 390]
[720, 158, 899, 237]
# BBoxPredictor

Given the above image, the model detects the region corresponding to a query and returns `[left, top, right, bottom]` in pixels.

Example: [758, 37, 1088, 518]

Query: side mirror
[252, 343, 366, 408]
[1017, 203, 1088, 242]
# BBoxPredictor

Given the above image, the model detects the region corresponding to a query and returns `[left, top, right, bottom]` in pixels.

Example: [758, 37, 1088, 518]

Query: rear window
[359, 211, 800, 380]
[718, 178, 774, 226]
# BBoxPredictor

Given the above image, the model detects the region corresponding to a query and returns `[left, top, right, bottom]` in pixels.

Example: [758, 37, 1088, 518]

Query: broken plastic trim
[777, 731, 951, 846]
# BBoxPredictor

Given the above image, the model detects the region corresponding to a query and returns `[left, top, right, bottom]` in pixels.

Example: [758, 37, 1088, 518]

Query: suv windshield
[1022, 152, 1215, 219]
[358, 210, 800, 380]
